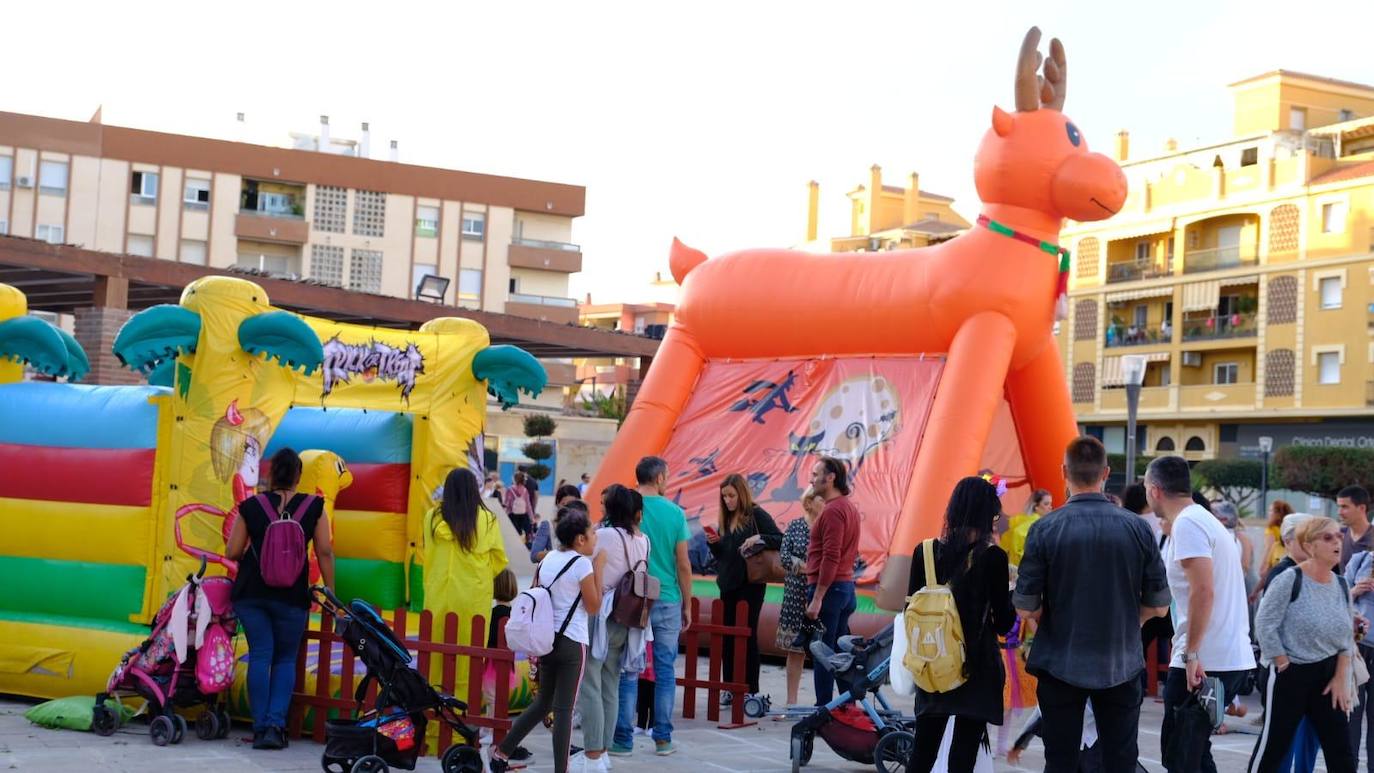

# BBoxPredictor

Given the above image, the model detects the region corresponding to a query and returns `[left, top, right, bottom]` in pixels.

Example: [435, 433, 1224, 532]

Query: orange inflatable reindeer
[593, 28, 1126, 609]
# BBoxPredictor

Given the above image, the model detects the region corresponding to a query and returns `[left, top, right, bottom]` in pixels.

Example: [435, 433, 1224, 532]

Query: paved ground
[2, 656, 1317, 773]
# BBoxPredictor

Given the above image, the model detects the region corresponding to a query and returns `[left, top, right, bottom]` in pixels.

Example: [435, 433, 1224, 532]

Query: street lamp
[1259, 435, 1274, 518]
[1122, 355, 1148, 486]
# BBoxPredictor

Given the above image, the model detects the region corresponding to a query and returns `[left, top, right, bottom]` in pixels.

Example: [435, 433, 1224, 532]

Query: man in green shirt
[611, 456, 692, 757]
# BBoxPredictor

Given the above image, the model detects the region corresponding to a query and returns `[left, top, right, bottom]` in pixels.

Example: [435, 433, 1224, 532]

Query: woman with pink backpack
[226, 447, 335, 751]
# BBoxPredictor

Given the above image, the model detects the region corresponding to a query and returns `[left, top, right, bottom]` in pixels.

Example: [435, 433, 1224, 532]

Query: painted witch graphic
[174, 399, 273, 573]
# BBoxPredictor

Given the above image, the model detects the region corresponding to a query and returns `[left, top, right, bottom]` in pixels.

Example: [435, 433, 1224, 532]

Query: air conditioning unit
[1182, 351, 1203, 367]
[15, 176, 32, 188]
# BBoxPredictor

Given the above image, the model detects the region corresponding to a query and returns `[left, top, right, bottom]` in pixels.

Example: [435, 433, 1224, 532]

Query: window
[1134, 241, 1149, 262]
[1240, 147, 1258, 167]
[508, 277, 518, 294]
[412, 263, 437, 298]
[1156, 437, 1176, 452]
[458, 269, 482, 301]
[178, 239, 207, 265]
[1159, 365, 1172, 387]
[348, 248, 383, 293]
[1322, 201, 1347, 233]
[352, 190, 386, 237]
[236, 252, 297, 275]
[1318, 351, 1341, 384]
[35, 224, 63, 244]
[1133, 305, 1147, 328]
[1185, 436, 1206, 452]
[131, 171, 158, 203]
[1340, 109, 1355, 122]
[259, 192, 293, 216]
[183, 178, 210, 210]
[1164, 301, 1174, 322]
[415, 206, 439, 237]
[1188, 230, 1199, 249]
[1214, 362, 1239, 385]
[461, 213, 485, 239]
[309, 244, 344, 286]
[1289, 107, 1306, 131]
[0, 220, 7, 235]
[38, 160, 68, 195]
[1319, 276, 1342, 309]
[0, 156, 11, 189]
[127, 234, 154, 257]
[313, 185, 347, 233]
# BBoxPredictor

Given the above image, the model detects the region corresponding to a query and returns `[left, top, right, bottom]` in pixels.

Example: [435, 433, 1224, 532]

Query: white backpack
[505, 553, 584, 657]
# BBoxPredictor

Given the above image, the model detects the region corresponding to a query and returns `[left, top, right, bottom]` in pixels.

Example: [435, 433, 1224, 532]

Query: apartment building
[1058, 71, 1374, 462]
[798, 164, 969, 252]
[0, 111, 583, 327]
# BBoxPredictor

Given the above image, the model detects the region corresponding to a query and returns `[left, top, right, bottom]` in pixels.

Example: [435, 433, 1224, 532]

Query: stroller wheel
[350, 755, 389, 773]
[441, 744, 483, 773]
[214, 709, 232, 739]
[321, 751, 350, 773]
[790, 732, 813, 773]
[874, 729, 914, 773]
[92, 704, 119, 737]
[195, 711, 219, 741]
[150, 715, 175, 747]
[171, 715, 187, 744]
[743, 695, 769, 718]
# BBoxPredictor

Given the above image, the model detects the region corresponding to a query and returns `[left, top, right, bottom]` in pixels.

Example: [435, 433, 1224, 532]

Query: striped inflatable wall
[267, 407, 414, 609]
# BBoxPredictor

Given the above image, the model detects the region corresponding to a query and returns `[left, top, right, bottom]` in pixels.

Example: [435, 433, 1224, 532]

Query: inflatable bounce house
[0, 274, 545, 700]
[592, 28, 1127, 610]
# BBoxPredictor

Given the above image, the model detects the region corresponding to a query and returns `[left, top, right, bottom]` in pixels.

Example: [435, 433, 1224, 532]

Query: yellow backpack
[902, 538, 967, 693]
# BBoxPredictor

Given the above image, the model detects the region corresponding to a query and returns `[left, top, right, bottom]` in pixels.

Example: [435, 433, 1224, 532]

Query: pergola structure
[0, 235, 658, 384]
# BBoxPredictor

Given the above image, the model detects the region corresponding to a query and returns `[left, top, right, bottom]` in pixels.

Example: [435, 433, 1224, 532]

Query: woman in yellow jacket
[1001, 488, 1051, 568]
[424, 467, 508, 702]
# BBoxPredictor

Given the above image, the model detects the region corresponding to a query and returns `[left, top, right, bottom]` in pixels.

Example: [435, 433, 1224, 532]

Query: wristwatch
[1184, 652, 1199, 663]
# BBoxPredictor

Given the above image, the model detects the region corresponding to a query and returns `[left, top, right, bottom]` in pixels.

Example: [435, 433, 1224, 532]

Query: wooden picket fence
[288, 607, 514, 756]
[678, 597, 755, 729]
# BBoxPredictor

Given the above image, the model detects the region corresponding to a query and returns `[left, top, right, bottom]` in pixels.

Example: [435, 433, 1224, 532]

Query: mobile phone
[703, 525, 718, 538]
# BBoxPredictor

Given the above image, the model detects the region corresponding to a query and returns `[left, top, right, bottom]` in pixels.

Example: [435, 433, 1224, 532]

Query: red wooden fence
[1145, 638, 1170, 698]
[678, 597, 755, 729]
[289, 607, 514, 757]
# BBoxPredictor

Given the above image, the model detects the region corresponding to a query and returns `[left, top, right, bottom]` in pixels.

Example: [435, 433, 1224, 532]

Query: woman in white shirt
[579, 484, 649, 770]
[490, 510, 601, 773]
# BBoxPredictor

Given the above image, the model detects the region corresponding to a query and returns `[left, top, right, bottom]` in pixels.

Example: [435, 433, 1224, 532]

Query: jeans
[614, 600, 681, 746]
[1280, 718, 1319, 773]
[1161, 667, 1250, 772]
[579, 620, 628, 752]
[1348, 645, 1374, 771]
[234, 597, 309, 732]
[498, 635, 585, 773]
[807, 582, 856, 705]
[1037, 671, 1143, 773]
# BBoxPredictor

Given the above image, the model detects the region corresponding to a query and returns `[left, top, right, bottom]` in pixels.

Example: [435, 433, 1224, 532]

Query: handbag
[889, 612, 917, 696]
[1355, 648, 1371, 688]
[610, 529, 659, 629]
[741, 515, 785, 584]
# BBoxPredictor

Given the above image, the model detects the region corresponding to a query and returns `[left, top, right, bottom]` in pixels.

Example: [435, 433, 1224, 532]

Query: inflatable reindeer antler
[1014, 27, 1067, 113]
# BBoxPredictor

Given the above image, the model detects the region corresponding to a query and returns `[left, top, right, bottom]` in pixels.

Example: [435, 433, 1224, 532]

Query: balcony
[1105, 324, 1172, 348]
[1181, 312, 1257, 342]
[1106, 258, 1174, 284]
[506, 293, 580, 325]
[1100, 386, 1172, 412]
[1182, 245, 1258, 275]
[1179, 382, 1256, 410]
[234, 210, 308, 244]
[508, 238, 583, 273]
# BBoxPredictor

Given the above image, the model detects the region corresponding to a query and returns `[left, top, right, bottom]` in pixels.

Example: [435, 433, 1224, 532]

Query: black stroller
[790, 622, 915, 773]
[313, 587, 482, 773]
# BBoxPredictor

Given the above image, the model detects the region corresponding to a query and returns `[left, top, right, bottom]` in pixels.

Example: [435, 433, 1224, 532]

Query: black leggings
[1248, 656, 1356, 773]
[498, 635, 585, 773]
[909, 715, 985, 772]
[721, 583, 765, 694]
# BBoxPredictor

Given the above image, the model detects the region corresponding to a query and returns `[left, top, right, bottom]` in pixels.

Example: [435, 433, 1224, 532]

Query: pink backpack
[253, 493, 317, 588]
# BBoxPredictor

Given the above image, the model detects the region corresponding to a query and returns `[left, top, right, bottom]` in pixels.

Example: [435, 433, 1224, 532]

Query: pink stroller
[93, 559, 239, 745]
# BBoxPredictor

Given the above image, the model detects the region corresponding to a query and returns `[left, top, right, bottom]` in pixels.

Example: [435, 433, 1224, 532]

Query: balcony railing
[1105, 324, 1172, 348]
[239, 207, 304, 220]
[1182, 246, 1257, 274]
[1106, 259, 1173, 284]
[509, 292, 578, 308]
[513, 237, 581, 252]
[1182, 312, 1257, 342]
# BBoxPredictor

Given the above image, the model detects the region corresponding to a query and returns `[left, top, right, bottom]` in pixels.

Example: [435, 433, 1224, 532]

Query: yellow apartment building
[799, 164, 969, 251]
[1058, 71, 1374, 465]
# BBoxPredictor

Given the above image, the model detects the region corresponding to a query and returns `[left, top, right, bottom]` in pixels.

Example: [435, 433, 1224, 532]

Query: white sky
[6, 0, 1369, 304]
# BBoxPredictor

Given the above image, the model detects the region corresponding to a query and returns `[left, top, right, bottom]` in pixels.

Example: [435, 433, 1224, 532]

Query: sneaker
[608, 744, 634, 757]
[719, 692, 734, 707]
[262, 726, 285, 750]
[489, 756, 510, 773]
[654, 741, 678, 756]
[251, 729, 269, 750]
[509, 747, 533, 762]
[275, 726, 289, 749]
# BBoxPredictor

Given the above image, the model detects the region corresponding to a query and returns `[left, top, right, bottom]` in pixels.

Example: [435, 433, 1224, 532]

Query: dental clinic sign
[1237, 421, 1374, 458]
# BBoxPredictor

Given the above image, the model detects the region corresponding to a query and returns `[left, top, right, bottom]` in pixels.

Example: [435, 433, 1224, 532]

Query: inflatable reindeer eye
[1066, 122, 1082, 147]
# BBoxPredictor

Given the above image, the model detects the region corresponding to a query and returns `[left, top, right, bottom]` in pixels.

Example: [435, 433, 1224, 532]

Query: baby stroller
[790, 622, 915, 773]
[312, 586, 482, 773]
[93, 558, 238, 745]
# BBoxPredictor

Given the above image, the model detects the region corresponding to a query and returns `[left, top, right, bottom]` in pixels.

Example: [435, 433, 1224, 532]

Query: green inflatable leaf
[472, 345, 546, 409]
[146, 357, 175, 387]
[52, 326, 89, 382]
[112, 304, 201, 375]
[238, 311, 324, 376]
[0, 316, 83, 379]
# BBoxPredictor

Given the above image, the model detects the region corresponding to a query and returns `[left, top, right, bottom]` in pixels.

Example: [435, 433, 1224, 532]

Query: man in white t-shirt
[1145, 455, 1255, 772]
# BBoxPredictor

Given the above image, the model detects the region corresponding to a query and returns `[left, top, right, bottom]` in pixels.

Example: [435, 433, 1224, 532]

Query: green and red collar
[975, 215, 1070, 270]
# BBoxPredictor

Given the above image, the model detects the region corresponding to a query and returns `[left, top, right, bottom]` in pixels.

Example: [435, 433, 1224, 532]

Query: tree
[579, 387, 628, 427]
[1193, 458, 1264, 516]
[521, 413, 557, 485]
[1274, 446, 1374, 499]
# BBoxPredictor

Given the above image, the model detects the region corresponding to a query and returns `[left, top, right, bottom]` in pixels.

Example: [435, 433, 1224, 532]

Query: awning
[1182, 280, 1220, 312]
[1106, 286, 1175, 303]
[1102, 352, 1170, 386]
[1220, 274, 1259, 288]
[1101, 221, 1176, 242]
